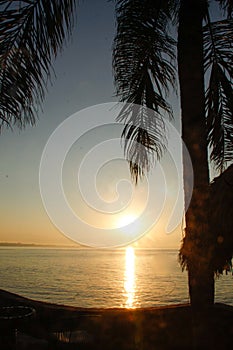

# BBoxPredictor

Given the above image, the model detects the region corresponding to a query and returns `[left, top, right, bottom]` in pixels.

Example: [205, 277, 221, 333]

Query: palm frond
[113, 0, 176, 182]
[0, 0, 77, 131]
[204, 19, 233, 171]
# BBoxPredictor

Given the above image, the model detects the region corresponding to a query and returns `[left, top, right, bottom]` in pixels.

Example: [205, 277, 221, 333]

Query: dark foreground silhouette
[0, 289, 233, 349]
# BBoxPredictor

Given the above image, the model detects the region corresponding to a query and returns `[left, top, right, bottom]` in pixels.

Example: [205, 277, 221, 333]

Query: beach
[0, 288, 233, 349]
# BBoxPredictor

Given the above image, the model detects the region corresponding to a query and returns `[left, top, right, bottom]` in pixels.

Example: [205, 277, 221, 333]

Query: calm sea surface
[0, 248, 232, 308]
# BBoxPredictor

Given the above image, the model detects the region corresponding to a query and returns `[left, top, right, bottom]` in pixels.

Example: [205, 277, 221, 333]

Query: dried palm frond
[209, 164, 233, 274]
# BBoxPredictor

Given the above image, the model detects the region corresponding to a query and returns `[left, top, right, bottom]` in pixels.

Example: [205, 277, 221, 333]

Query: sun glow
[117, 214, 137, 228]
[124, 246, 136, 308]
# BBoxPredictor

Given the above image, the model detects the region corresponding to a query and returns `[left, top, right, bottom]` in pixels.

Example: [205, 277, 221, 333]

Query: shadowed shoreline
[0, 289, 233, 349]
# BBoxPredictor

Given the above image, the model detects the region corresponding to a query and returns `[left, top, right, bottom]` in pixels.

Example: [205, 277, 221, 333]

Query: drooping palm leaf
[203, 19, 233, 171]
[0, 0, 77, 130]
[113, 0, 176, 182]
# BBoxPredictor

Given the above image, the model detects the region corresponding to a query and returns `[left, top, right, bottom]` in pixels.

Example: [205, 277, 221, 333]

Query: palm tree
[113, 0, 233, 308]
[0, 0, 76, 131]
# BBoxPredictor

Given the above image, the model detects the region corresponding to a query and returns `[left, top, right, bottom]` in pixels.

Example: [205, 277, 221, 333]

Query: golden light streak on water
[124, 246, 136, 308]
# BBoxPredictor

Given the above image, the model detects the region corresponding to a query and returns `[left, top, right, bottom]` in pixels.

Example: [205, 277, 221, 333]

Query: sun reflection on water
[124, 246, 136, 308]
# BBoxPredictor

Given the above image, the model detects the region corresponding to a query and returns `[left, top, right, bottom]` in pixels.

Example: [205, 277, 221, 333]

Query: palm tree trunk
[178, 0, 214, 309]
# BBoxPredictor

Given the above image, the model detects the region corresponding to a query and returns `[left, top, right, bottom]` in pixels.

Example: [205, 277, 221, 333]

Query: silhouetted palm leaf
[113, 0, 176, 182]
[0, 0, 77, 130]
[204, 19, 233, 171]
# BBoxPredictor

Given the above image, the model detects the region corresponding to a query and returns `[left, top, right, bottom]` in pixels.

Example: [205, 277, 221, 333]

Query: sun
[117, 214, 137, 228]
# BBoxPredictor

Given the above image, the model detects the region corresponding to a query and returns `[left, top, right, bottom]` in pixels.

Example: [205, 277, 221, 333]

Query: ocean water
[0, 247, 232, 308]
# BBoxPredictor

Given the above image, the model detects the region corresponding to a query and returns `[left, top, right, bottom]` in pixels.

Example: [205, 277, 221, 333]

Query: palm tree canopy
[0, 0, 77, 130]
[113, 0, 233, 180]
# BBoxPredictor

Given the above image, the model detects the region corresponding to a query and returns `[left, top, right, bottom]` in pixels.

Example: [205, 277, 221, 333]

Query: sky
[0, 0, 201, 249]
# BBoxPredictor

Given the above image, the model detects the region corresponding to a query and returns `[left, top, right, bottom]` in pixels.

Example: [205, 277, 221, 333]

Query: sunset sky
[0, 0, 197, 249]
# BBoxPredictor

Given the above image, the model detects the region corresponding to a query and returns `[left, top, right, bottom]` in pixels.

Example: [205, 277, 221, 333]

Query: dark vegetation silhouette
[0, 0, 233, 311]
[210, 164, 233, 273]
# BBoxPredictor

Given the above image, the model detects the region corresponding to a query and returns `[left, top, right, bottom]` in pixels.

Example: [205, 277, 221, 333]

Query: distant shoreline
[0, 242, 178, 250]
[0, 242, 79, 248]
